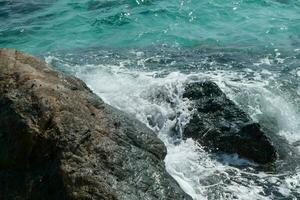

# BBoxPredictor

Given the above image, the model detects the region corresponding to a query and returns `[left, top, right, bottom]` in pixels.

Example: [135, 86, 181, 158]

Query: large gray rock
[0, 49, 191, 200]
[183, 81, 277, 164]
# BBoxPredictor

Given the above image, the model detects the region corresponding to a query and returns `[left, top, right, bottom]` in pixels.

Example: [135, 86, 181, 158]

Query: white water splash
[46, 56, 300, 200]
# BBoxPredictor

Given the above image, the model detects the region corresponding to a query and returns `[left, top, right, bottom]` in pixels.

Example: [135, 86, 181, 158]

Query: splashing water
[46, 49, 300, 199]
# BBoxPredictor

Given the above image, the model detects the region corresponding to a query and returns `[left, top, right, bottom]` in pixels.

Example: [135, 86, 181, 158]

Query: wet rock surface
[0, 49, 192, 200]
[183, 81, 278, 164]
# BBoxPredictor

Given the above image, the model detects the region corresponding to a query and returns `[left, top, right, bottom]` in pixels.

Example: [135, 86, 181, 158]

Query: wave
[45, 48, 300, 199]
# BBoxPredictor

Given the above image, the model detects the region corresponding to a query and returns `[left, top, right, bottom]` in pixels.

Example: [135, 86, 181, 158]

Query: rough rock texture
[0, 49, 192, 200]
[183, 81, 277, 164]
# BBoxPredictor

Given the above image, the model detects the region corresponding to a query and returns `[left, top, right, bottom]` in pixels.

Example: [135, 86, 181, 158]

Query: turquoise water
[2, 1, 300, 199]
[1, 0, 300, 54]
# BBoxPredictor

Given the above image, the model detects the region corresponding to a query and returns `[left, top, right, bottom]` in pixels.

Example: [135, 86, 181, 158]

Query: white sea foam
[46, 56, 300, 199]
[297, 69, 300, 77]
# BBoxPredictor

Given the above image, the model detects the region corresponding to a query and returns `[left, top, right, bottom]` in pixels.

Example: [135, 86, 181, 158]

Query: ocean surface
[1, 0, 300, 199]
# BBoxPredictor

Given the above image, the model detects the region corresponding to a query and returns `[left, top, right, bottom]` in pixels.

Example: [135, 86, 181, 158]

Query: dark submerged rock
[183, 81, 277, 164]
[0, 49, 192, 200]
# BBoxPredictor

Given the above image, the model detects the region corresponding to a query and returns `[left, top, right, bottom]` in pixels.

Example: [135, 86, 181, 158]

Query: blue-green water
[1, 1, 300, 199]
[1, 0, 300, 54]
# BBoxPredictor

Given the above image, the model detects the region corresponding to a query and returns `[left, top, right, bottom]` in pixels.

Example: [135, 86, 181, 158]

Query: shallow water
[2, 0, 300, 199]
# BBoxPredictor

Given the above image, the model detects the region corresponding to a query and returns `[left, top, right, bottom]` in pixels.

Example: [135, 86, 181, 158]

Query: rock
[182, 81, 277, 164]
[0, 49, 192, 200]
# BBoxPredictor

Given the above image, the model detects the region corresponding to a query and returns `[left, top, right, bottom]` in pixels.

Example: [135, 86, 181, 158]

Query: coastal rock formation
[0, 49, 192, 200]
[183, 81, 277, 164]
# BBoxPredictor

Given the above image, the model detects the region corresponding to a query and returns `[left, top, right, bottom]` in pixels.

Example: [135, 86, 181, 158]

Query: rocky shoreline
[0, 49, 192, 200]
[0, 49, 281, 200]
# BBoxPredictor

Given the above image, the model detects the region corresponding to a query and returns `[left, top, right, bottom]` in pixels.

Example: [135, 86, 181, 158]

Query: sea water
[1, 0, 300, 199]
